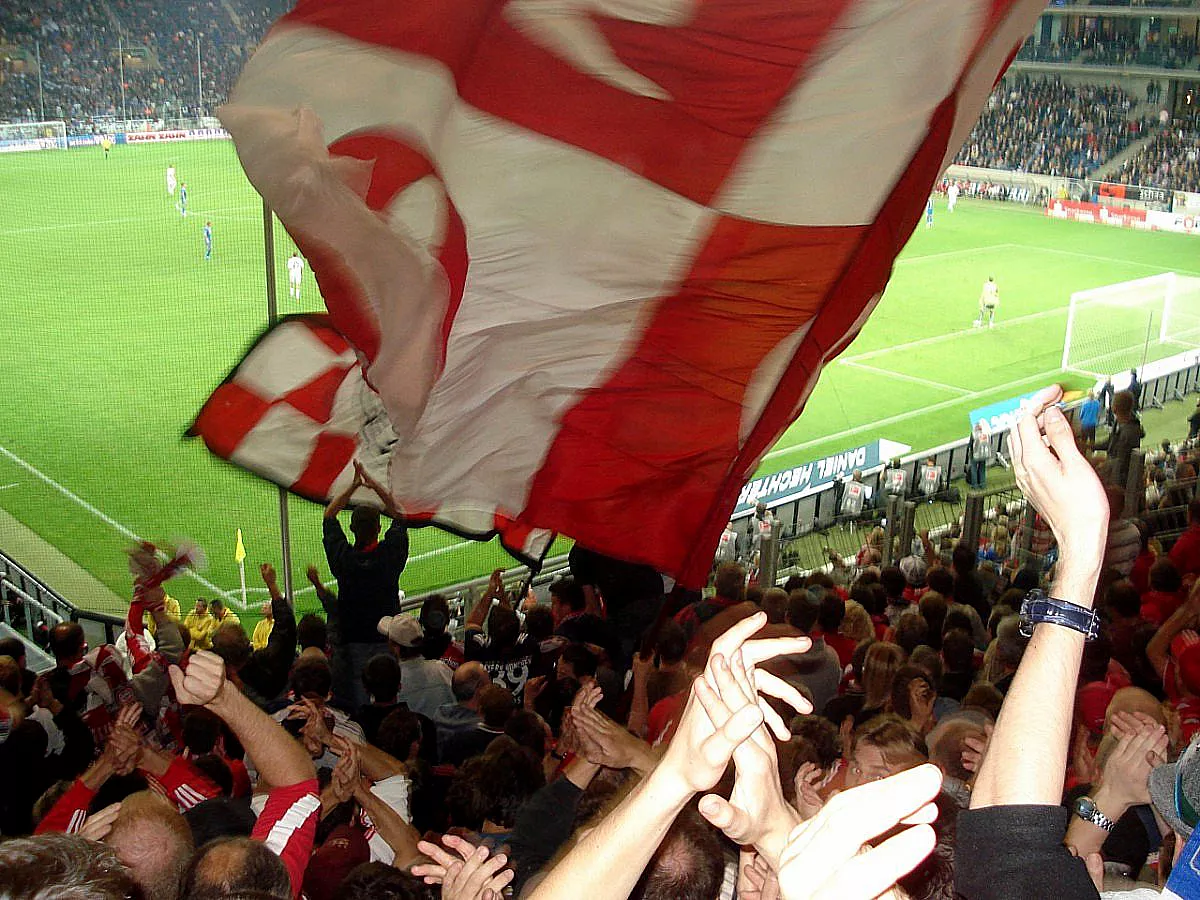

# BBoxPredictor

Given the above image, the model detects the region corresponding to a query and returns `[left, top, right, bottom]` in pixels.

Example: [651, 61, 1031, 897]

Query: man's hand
[660, 611, 810, 811]
[78, 802, 122, 843]
[30, 675, 62, 716]
[1096, 722, 1168, 811]
[774, 764, 942, 900]
[694, 626, 805, 866]
[793, 763, 825, 821]
[329, 737, 360, 804]
[168, 651, 227, 707]
[486, 569, 505, 600]
[523, 676, 548, 710]
[305, 565, 322, 586]
[260, 563, 277, 587]
[631, 652, 655, 685]
[1008, 386, 1108, 595]
[412, 834, 514, 900]
[573, 704, 655, 774]
[739, 851, 781, 900]
[961, 723, 993, 775]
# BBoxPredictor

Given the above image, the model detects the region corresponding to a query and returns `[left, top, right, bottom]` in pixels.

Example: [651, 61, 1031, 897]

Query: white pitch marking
[840, 360, 970, 395]
[0, 443, 236, 602]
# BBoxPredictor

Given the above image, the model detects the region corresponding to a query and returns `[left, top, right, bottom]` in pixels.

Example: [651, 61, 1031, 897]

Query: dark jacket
[322, 517, 408, 643]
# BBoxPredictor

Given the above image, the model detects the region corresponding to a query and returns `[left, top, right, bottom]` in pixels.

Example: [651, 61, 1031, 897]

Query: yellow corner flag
[235, 528, 246, 564]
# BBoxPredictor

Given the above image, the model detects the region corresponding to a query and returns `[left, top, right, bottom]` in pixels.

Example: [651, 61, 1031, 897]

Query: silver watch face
[1076, 797, 1096, 818]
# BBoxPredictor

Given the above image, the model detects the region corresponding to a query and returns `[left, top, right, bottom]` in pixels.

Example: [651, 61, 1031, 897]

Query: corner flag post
[235, 528, 247, 608]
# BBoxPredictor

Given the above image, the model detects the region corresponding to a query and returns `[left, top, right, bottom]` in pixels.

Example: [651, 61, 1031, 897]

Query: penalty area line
[0, 442, 237, 605]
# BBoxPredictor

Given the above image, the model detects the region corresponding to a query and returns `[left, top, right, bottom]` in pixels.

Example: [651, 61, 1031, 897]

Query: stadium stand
[1015, 35, 1082, 63]
[8, 4, 1200, 895]
[1117, 126, 1200, 192]
[1081, 33, 1198, 69]
[0, 0, 287, 121]
[954, 74, 1147, 178]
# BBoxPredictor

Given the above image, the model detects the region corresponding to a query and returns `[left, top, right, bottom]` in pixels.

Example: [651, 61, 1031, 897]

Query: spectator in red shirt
[1141, 557, 1185, 625]
[1148, 585, 1200, 745]
[1168, 498, 1200, 578]
[173, 653, 320, 900]
[819, 592, 856, 667]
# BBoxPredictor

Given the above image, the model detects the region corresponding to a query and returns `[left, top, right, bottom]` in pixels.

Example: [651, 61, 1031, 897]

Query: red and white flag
[196, 0, 1044, 585]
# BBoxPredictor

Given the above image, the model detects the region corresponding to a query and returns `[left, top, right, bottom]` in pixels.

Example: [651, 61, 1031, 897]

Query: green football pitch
[3, 139, 1199, 626]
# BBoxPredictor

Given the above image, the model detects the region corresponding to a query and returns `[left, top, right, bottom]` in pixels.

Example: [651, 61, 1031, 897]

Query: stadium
[2, 0, 1200, 896]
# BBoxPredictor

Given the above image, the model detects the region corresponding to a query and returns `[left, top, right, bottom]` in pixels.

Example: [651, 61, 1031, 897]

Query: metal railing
[0, 551, 124, 650]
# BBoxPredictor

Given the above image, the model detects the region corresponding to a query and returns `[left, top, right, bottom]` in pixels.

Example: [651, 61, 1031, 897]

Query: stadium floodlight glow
[1061, 272, 1200, 378]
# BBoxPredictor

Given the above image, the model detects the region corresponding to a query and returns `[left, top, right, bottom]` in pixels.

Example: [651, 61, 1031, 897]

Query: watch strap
[1019, 590, 1100, 641]
[1074, 797, 1116, 832]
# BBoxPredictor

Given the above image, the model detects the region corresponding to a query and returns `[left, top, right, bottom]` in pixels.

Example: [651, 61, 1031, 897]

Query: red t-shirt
[646, 692, 687, 747]
[1141, 590, 1184, 626]
[824, 632, 858, 668]
[145, 756, 223, 811]
[1170, 526, 1200, 577]
[252, 780, 321, 899]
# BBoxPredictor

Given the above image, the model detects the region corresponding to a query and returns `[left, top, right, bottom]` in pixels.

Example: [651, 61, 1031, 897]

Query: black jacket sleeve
[507, 775, 585, 895]
[955, 805, 1100, 900]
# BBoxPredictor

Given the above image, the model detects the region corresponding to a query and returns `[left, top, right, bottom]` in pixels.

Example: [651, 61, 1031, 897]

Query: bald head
[106, 791, 193, 900]
[452, 661, 492, 705]
[183, 836, 291, 899]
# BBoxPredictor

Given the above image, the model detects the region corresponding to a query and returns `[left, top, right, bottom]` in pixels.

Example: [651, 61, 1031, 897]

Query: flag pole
[263, 198, 294, 604]
[235, 527, 248, 609]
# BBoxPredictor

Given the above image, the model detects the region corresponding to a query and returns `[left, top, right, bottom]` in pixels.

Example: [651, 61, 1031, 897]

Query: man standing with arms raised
[323, 462, 409, 710]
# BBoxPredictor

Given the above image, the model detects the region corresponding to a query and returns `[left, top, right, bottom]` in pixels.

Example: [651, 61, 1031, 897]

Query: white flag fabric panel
[196, 0, 1045, 584]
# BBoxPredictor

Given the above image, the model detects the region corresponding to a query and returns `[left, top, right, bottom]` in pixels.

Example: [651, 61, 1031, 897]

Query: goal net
[0, 120, 67, 153]
[1061, 272, 1200, 377]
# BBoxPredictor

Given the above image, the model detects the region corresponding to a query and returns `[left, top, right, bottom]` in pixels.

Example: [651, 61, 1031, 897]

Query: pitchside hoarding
[733, 439, 911, 516]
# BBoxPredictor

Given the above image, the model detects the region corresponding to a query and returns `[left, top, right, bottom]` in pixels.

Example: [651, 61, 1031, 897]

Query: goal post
[1061, 272, 1200, 378]
[0, 120, 68, 152]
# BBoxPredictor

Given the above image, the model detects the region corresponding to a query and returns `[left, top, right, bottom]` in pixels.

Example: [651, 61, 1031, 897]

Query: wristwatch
[1019, 589, 1101, 641]
[1073, 795, 1116, 832]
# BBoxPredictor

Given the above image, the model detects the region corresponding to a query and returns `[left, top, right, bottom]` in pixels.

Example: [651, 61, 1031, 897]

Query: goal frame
[0, 120, 68, 151]
[1061, 272, 1180, 374]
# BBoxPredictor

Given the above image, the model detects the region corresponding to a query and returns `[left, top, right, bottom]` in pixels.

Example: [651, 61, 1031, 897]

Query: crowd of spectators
[955, 75, 1146, 179]
[1116, 125, 1200, 192]
[0, 0, 291, 123]
[1015, 35, 1083, 63]
[1082, 33, 1197, 70]
[3, 385, 1200, 899]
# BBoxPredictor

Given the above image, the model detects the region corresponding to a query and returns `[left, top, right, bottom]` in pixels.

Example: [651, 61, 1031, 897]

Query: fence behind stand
[0, 551, 124, 653]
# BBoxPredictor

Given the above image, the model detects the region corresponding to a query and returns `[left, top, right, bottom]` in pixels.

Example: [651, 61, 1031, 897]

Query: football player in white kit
[287, 252, 305, 299]
[166, 164, 177, 198]
[947, 181, 959, 212]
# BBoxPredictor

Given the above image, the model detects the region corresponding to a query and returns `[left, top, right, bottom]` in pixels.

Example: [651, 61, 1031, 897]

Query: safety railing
[0, 551, 125, 649]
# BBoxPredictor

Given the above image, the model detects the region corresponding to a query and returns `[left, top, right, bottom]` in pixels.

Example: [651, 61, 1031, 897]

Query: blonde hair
[862, 642, 906, 710]
[840, 601, 873, 644]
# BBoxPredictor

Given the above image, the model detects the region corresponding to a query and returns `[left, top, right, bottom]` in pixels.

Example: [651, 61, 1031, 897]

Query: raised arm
[958, 386, 1108, 900]
[324, 467, 363, 519]
[1147, 582, 1200, 678]
[260, 563, 297, 666]
[306, 565, 338, 618]
[170, 651, 315, 788]
[524, 613, 810, 900]
[971, 387, 1107, 808]
[353, 460, 403, 519]
[466, 569, 506, 631]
